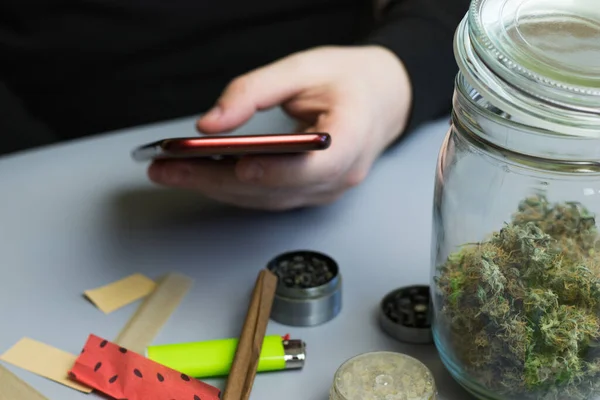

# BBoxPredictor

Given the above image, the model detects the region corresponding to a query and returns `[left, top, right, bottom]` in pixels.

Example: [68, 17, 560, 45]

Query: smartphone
[131, 132, 331, 162]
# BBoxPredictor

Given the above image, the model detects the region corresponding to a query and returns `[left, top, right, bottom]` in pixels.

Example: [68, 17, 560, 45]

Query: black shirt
[0, 0, 470, 154]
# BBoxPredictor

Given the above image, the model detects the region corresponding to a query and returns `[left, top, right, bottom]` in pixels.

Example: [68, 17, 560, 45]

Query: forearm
[362, 0, 471, 133]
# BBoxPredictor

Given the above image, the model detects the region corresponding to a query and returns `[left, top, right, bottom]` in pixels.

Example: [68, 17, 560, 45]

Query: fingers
[233, 152, 338, 190]
[148, 159, 246, 195]
[197, 54, 316, 134]
[232, 111, 361, 190]
[148, 109, 367, 210]
[146, 158, 324, 211]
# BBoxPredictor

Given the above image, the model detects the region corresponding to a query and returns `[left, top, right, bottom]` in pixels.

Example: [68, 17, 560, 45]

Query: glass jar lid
[468, 0, 600, 111]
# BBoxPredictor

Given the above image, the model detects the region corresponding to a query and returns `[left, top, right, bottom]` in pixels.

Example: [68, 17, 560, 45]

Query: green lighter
[146, 335, 306, 378]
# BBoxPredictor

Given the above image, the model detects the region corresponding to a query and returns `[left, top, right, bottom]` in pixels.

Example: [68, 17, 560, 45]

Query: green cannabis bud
[435, 194, 600, 400]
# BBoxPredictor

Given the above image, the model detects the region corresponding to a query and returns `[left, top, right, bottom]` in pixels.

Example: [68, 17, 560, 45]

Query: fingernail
[240, 161, 264, 181]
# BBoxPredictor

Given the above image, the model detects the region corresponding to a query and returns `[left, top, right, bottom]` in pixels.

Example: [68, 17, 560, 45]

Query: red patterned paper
[69, 334, 221, 400]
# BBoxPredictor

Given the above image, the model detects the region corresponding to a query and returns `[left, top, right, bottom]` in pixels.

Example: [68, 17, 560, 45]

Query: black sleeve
[0, 81, 58, 155]
[362, 0, 472, 133]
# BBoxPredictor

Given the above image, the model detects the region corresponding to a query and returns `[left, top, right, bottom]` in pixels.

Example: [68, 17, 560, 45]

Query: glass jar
[329, 352, 437, 400]
[430, 0, 600, 399]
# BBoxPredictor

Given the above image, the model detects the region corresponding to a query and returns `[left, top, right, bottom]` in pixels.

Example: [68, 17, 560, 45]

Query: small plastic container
[329, 352, 437, 400]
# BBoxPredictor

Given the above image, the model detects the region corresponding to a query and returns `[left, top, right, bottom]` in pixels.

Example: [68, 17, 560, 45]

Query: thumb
[197, 55, 314, 134]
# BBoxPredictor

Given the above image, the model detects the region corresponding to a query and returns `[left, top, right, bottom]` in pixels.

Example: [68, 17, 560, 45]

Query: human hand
[148, 45, 412, 211]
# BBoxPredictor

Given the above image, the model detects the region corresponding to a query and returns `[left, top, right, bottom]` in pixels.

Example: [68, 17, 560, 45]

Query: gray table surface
[0, 109, 472, 399]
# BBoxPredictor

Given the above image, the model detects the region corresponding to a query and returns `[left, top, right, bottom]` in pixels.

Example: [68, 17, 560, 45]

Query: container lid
[267, 250, 342, 327]
[379, 285, 433, 344]
[332, 351, 437, 400]
[468, 0, 600, 111]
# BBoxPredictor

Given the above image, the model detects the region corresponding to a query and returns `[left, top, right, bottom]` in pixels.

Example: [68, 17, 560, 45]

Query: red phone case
[132, 133, 331, 161]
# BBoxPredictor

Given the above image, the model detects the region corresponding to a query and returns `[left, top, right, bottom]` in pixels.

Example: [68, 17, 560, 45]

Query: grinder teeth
[271, 254, 335, 289]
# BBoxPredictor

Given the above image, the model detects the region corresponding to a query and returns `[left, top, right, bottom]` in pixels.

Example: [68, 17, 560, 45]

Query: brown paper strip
[222, 269, 278, 400]
[84, 273, 157, 314]
[114, 273, 193, 354]
[0, 338, 93, 393]
[0, 364, 49, 400]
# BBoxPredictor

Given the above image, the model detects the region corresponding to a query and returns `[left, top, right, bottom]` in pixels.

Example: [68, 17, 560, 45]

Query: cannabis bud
[435, 194, 600, 400]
